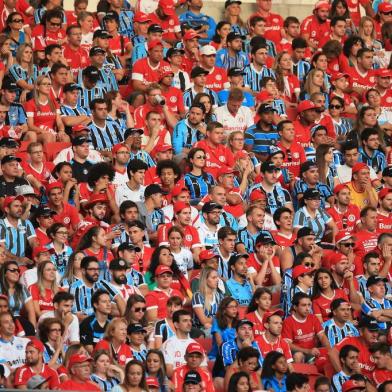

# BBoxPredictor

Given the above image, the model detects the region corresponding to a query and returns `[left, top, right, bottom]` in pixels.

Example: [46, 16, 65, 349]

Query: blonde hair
[303, 69, 326, 95]
[103, 317, 128, 341]
[15, 43, 34, 78]
[37, 260, 59, 298]
[34, 75, 57, 114]
[359, 16, 376, 41]
[198, 267, 217, 313]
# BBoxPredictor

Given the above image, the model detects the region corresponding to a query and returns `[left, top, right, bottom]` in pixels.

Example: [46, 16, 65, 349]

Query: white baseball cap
[200, 45, 217, 56]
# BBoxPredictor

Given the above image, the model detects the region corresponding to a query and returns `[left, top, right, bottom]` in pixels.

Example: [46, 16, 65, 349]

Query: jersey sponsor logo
[297, 329, 303, 336]
[348, 214, 356, 222]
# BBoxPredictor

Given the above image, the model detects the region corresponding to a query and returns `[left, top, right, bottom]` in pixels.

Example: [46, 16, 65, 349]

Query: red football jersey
[272, 231, 296, 248]
[277, 140, 307, 178]
[94, 339, 133, 366]
[63, 44, 90, 79]
[377, 211, 392, 234]
[132, 58, 171, 86]
[312, 289, 349, 322]
[353, 230, 378, 275]
[326, 204, 360, 233]
[300, 15, 330, 48]
[157, 222, 201, 249]
[247, 253, 280, 287]
[246, 310, 265, 337]
[347, 66, 376, 95]
[14, 364, 60, 389]
[255, 332, 293, 362]
[145, 288, 184, 319]
[205, 67, 229, 92]
[249, 12, 284, 44]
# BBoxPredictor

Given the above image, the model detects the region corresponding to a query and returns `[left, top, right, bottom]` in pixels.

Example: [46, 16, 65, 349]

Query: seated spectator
[246, 287, 272, 336]
[90, 350, 123, 392]
[261, 351, 290, 392]
[331, 344, 360, 392]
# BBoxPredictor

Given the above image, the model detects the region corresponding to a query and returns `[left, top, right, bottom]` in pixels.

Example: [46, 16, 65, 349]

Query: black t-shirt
[71, 160, 93, 183]
[79, 314, 111, 346]
[0, 176, 29, 197]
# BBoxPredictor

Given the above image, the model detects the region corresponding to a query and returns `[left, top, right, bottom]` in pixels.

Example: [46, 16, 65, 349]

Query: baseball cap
[27, 338, 45, 353]
[82, 65, 100, 82]
[3, 195, 24, 209]
[85, 193, 109, 209]
[330, 72, 350, 82]
[148, 24, 164, 33]
[0, 137, 19, 148]
[32, 246, 51, 259]
[68, 354, 92, 369]
[166, 47, 185, 58]
[292, 265, 315, 280]
[89, 46, 106, 56]
[93, 30, 113, 40]
[173, 201, 190, 214]
[186, 342, 204, 355]
[201, 201, 223, 214]
[217, 166, 235, 177]
[329, 252, 347, 266]
[146, 377, 160, 388]
[2, 79, 18, 91]
[16, 184, 36, 197]
[228, 253, 249, 269]
[333, 183, 349, 195]
[191, 66, 209, 78]
[236, 319, 253, 330]
[227, 31, 243, 42]
[171, 184, 189, 197]
[249, 189, 266, 202]
[1, 155, 21, 165]
[379, 187, 392, 200]
[199, 249, 217, 262]
[366, 275, 388, 288]
[255, 232, 276, 246]
[148, 39, 164, 51]
[117, 243, 141, 253]
[155, 265, 173, 276]
[144, 184, 163, 198]
[156, 143, 174, 153]
[268, 145, 285, 158]
[35, 206, 56, 217]
[183, 30, 200, 41]
[225, 0, 242, 7]
[314, 0, 330, 10]
[184, 371, 202, 385]
[127, 323, 147, 334]
[109, 258, 128, 271]
[124, 128, 144, 139]
[228, 67, 245, 77]
[376, 68, 392, 78]
[63, 83, 82, 93]
[379, 2, 392, 13]
[200, 45, 216, 56]
[335, 231, 352, 244]
[112, 143, 130, 154]
[158, 68, 175, 81]
[72, 135, 90, 146]
[358, 315, 379, 331]
[46, 181, 64, 194]
[303, 188, 321, 200]
[351, 162, 369, 174]
[262, 309, 284, 324]
[133, 12, 152, 23]
[71, 124, 89, 134]
[103, 11, 119, 21]
[26, 375, 49, 390]
[297, 100, 316, 113]
[300, 161, 317, 175]
[342, 380, 365, 392]
[261, 161, 279, 173]
[258, 103, 277, 113]
[296, 227, 315, 239]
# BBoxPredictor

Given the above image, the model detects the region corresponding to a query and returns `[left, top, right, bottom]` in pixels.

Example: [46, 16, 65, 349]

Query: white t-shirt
[215, 105, 254, 138]
[0, 336, 30, 369]
[113, 170, 129, 187]
[171, 248, 193, 278]
[336, 164, 378, 184]
[115, 183, 145, 206]
[39, 311, 80, 344]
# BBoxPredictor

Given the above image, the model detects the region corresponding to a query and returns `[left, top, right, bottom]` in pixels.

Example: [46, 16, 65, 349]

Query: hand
[343, 270, 353, 281]
[19, 90, 28, 104]
[382, 243, 392, 261]
[371, 309, 383, 320]
[309, 348, 320, 357]
[196, 122, 207, 135]
[64, 178, 77, 190]
[242, 337, 252, 347]
[94, 177, 108, 192]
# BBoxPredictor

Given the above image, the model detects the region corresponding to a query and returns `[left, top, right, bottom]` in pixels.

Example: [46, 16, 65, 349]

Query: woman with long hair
[234, 152, 256, 194]
[315, 144, 337, 190]
[25, 75, 68, 143]
[77, 225, 114, 280]
[193, 93, 216, 124]
[312, 268, 349, 322]
[210, 297, 239, 360]
[261, 351, 290, 392]
[0, 34, 14, 71]
[167, 226, 193, 279]
[52, 162, 80, 208]
[224, 2, 247, 36]
[46, 223, 73, 279]
[246, 287, 272, 335]
[300, 69, 328, 104]
[184, 147, 215, 204]
[228, 371, 252, 392]
[145, 350, 169, 392]
[359, 16, 383, 51]
[104, 90, 134, 130]
[111, 359, 148, 392]
[90, 350, 124, 392]
[273, 52, 300, 105]
[342, 36, 365, 67]
[328, 96, 354, 139]
[8, 43, 37, 103]
[329, 0, 355, 35]
[210, 21, 232, 50]
[38, 317, 65, 369]
[3, 12, 30, 57]
[125, 294, 148, 327]
[0, 261, 36, 327]
[365, 88, 392, 136]
[30, 260, 61, 319]
[192, 266, 224, 334]
[60, 250, 84, 288]
[94, 318, 133, 366]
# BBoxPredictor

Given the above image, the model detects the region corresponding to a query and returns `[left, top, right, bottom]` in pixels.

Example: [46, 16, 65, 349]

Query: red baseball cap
[217, 167, 235, 177]
[183, 30, 201, 41]
[158, 0, 176, 15]
[292, 265, 315, 280]
[148, 39, 164, 51]
[85, 193, 109, 209]
[171, 184, 189, 197]
[68, 354, 92, 369]
[158, 68, 175, 81]
[28, 338, 45, 353]
[46, 181, 63, 193]
[330, 72, 349, 82]
[262, 309, 284, 324]
[314, 0, 330, 10]
[376, 68, 392, 78]
[379, 2, 392, 13]
[335, 231, 353, 244]
[333, 183, 349, 195]
[351, 162, 369, 175]
[256, 90, 274, 102]
[146, 377, 160, 388]
[112, 143, 130, 154]
[133, 11, 152, 23]
[173, 201, 191, 214]
[72, 124, 89, 133]
[186, 342, 204, 355]
[32, 246, 51, 259]
[330, 252, 348, 266]
[379, 187, 392, 200]
[199, 249, 217, 262]
[297, 100, 316, 113]
[249, 189, 266, 202]
[3, 195, 24, 209]
[156, 144, 174, 153]
[155, 265, 173, 276]
[342, 380, 365, 392]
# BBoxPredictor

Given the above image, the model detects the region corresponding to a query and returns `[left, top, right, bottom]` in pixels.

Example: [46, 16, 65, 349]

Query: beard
[113, 275, 127, 285]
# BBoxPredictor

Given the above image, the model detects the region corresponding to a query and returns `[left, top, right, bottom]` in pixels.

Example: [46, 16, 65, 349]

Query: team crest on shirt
[387, 97, 392, 103]
[311, 31, 316, 37]
[348, 214, 356, 222]
[170, 96, 177, 103]
[333, 64, 339, 71]
[297, 329, 303, 336]
[64, 217, 71, 224]
[216, 75, 222, 81]
[293, 152, 299, 159]
[273, 18, 279, 23]
[16, 344, 24, 350]
[169, 19, 174, 25]
[219, 156, 226, 162]
[120, 354, 126, 362]
[370, 76, 375, 83]
[186, 234, 192, 241]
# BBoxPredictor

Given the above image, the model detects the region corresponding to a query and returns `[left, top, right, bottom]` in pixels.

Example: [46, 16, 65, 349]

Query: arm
[280, 247, 294, 271]
[25, 299, 36, 328]
[61, 114, 91, 127]
[318, 331, 331, 349]
[162, 105, 178, 129]
[329, 346, 342, 372]
[193, 306, 212, 329]
[114, 294, 126, 316]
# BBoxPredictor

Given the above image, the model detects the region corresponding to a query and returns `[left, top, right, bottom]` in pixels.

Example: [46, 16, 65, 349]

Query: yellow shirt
[347, 181, 378, 209]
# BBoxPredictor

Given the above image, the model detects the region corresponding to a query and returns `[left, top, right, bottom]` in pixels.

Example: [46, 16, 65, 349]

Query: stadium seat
[291, 363, 322, 389]
[194, 337, 212, 354]
[43, 141, 71, 161]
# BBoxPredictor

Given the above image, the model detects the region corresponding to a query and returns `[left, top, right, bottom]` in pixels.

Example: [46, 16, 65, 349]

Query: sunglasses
[134, 307, 146, 312]
[304, 262, 315, 268]
[382, 11, 392, 15]
[341, 242, 355, 247]
[49, 21, 61, 27]
[195, 155, 206, 159]
[329, 104, 342, 110]
[7, 268, 20, 273]
[11, 19, 23, 23]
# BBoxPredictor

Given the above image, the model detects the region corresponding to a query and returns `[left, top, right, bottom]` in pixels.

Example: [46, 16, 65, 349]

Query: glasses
[329, 104, 342, 110]
[11, 19, 23, 23]
[49, 328, 61, 332]
[304, 262, 315, 268]
[7, 268, 20, 273]
[341, 243, 355, 248]
[233, 138, 244, 141]
[134, 307, 146, 312]
[56, 231, 68, 235]
[195, 155, 206, 159]
[49, 21, 61, 27]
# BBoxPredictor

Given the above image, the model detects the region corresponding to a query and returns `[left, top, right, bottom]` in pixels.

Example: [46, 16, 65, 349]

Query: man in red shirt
[14, 339, 59, 389]
[216, 168, 244, 218]
[292, 100, 317, 147]
[63, 24, 89, 80]
[377, 188, 392, 234]
[195, 122, 235, 179]
[255, 309, 294, 366]
[282, 292, 330, 363]
[329, 317, 379, 379]
[277, 120, 306, 178]
[370, 343, 392, 387]
[181, 29, 201, 74]
[199, 45, 228, 92]
[327, 184, 361, 233]
[158, 69, 185, 119]
[61, 354, 100, 391]
[375, 69, 392, 111]
[300, 1, 331, 51]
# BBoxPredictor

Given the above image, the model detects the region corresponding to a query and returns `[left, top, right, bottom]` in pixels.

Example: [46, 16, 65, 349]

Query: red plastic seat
[291, 363, 323, 390]
[43, 141, 71, 161]
[194, 337, 212, 354]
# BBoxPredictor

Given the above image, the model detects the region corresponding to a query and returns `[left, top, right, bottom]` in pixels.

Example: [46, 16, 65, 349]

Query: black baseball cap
[117, 243, 141, 253]
[148, 24, 164, 33]
[236, 319, 253, 330]
[228, 253, 249, 269]
[261, 161, 279, 173]
[258, 103, 277, 114]
[35, 206, 56, 217]
[255, 232, 276, 246]
[300, 161, 318, 175]
[358, 316, 379, 331]
[72, 136, 90, 146]
[103, 11, 119, 21]
[63, 83, 82, 93]
[144, 184, 163, 198]
[93, 29, 113, 40]
[227, 31, 243, 42]
[190, 66, 209, 78]
[296, 227, 316, 240]
[166, 47, 185, 58]
[2, 79, 18, 91]
[268, 146, 285, 158]
[1, 155, 21, 165]
[127, 323, 147, 334]
[228, 67, 245, 77]
[225, 0, 242, 7]
[366, 275, 388, 288]
[82, 65, 100, 82]
[201, 201, 223, 214]
[0, 137, 19, 148]
[109, 258, 128, 271]
[184, 371, 202, 385]
[124, 128, 143, 139]
[303, 188, 321, 200]
[89, 46, 106, 57]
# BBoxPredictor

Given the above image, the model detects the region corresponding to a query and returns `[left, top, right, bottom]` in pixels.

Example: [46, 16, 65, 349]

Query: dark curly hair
[87, 162, 115, 187]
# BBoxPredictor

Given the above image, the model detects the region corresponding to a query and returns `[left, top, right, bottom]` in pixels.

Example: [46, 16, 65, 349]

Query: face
[130, 329, 147, 345]
[146, 353, 161, 373]
[2, 160, 19, 177]
[21, 46, 33, 63]
[84, 261, 99, 283]
[362, 210, 377, 231]
[206, 270, 219, 289]
[257, 0, 271, 12]
[176, 207, 192, 226]
[273, 356, 289, 374]
[295, 298, 312, 317]
[312, 71, 325, 88]
[186, 353, 203, 369]
[205, 208, 221, 225]
[160, 168, 176, 187]
[47, 17, 62, 32]
[53, 226, 68, 244]
[237, 324, 253, 340]
[317, 272, 332, 290]
[316, 7, 329, 21]
[191, 150, 206, 169]
[175, 314, 192, 333]
[93, 103, 108, 120]
[0, 313, 15, 336]
[6, 200, 23, 219]
[286, 22, 300, 38]
[211, 186, 226, 205]
[333, 20, 346, 36]
[219, 173, 235, 189]
[128, 226, 144, 244]
[362, 327, 379, 345]
[333, 257, 350, 276]
[343, 148, 359, 167]
[232, 257, 248, 277]
[364, 133, 380, 151]
[253, 47, 268, 66]
[219, 234, 236, 253]
[276, 211, 293, 231]
[334, 303, 352, 322]
[372, 351, 390, 369]
[329, 99, 344, 117]
[93, 228, 107, 247]
[42, 262, 57, 281]
[267, 315, 283, 336]
[314, 55, 328, 71]
[55, 299, 73, 316]
[302, 108, 317, 123]
[358, 52, 374, 70]
[159, 248, 174, 266]
[377, 75, 391, 89]
[263, 169, 279, 185]
[240, 356, 258, 372]
[130, 301, 146, 321]
[225, 301, 238, 318]
[48, 322, 62, 342]
[303, 168, 319, 184]
[95, 293, 112, 315]
[188, 107, 204, 126]
[236, 376, 250, 392]
[149, 45, 163, 63]
[369, 281, 386, 298]
[0, 298, 8, 312]
[156, 272, 173, 289]
[72, 362, 92, 381]
[208, 128, 225, 146]
[95, 354, 110, 373]
[26, 346, 40, 366]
